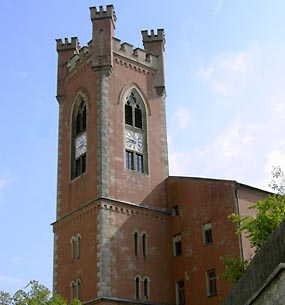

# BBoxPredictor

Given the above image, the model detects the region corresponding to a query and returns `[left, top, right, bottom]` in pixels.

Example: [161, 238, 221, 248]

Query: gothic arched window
[134, 232, 139, 256]
[135, 276, 140, 299]
[77, 279, 81, 300]
[124, 90, 147, 174]
[143, 277, 150, 300]
[70, 281, 76, 300]
[142, 233, 147, 258]
[72, 97, 87, 179]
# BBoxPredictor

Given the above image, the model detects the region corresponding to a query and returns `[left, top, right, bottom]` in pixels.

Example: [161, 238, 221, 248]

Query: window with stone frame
[70, 279, 81, 300]
[135, 276, 140, 299]
[172, 205, 179, 216]
[70, 234, 81, 261]
[203, 222, 213, 245]
[206, 269, 217, 297]
[176, 279, 185, 305]
[76, 279, 81, 300]
[173, 233, 182, 256]
[134, 232, 139, 256]
[70, 281, 76, 300]
[71, 97, 87, 179]
[143, 277, 150, 300]
[124, 90, 147, 174]
[142, 233, 147, 258]
[76, 234, 81, 259]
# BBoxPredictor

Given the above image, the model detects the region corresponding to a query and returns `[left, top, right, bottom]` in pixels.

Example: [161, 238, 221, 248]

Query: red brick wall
[167, 177, 240, 305]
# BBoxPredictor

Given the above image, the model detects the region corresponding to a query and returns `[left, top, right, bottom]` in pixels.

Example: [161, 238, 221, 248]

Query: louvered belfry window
[135, 105, 142, 128]
[125, 102, 133, 126]
[124, 93, 142, 129]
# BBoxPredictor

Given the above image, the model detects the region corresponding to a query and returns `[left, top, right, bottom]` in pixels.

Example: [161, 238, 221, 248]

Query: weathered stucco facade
[53, 5, 269, 305]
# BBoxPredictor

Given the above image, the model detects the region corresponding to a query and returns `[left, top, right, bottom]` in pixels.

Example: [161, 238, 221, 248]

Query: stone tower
[53, 4, 172, 304]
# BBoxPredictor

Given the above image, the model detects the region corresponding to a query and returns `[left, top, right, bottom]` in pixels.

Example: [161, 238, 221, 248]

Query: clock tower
[53, 4, 172, 305]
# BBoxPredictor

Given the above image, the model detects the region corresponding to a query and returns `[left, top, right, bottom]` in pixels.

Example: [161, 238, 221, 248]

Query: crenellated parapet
[56, 5, 165, 95]
[113, 38, 158, 69]
[56, 37, 79, 52]
[141, 29, 165, 44]
[90, 5, 117, 28]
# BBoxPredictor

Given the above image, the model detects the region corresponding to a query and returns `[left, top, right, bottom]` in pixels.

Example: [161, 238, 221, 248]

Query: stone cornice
[52, 196, 170, 232]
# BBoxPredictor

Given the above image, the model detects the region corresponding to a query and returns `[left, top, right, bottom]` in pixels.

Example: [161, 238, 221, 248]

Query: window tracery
[124, 90, 147, 173]
[72, 97, 87, 179]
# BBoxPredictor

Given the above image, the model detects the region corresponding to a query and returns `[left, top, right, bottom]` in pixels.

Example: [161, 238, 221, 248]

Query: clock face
[75, 132, 87, 158]
[125, 131, 143, 153]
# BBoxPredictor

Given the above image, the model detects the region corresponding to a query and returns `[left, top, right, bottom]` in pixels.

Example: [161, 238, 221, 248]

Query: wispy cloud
[171, 107, 192, 130]
[0, 174, 14, 205]
[213, 0, 224, 15]
[10, 256, 24, 265]
[197, 43, 259, 96]
[0, 275, 22, 284]
[9, 67, 29, 79]
[0, 178, 10, 189]
[169, 93, 285, 189]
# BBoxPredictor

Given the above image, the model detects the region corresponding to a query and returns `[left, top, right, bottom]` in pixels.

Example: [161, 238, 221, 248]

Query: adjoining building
[53, 5, 269, 305]
[222, 219, 285, 305]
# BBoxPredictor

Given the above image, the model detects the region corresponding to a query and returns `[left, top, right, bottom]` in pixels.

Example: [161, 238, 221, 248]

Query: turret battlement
[113, 37, 157, 68]
[90, 5, 117, 24]
[56, 37, 79, 52]
[141, 29, 165, 43]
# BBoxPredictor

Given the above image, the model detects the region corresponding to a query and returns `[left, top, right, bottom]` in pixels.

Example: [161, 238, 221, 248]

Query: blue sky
[1, 0, 285, 295]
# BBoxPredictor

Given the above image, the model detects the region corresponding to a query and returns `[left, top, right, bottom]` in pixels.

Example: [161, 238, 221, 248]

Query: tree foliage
[0, 281, 81, 305]
[221, 166, 285, 284]
[220, 256, 249, 284]
[229, 166, 285, 250]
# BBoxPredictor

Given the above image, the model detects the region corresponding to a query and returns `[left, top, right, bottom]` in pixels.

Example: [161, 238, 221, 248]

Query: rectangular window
[206, 269, 217, 297]
[126, 150, 134, 170]
[203, 222, 213, 245]
[75, 154, 86, 178]
[173, 234, 182, 256]
[172, 205, 179, 216]
[176, 280, 185, 305]
[136, 153, 144, 173]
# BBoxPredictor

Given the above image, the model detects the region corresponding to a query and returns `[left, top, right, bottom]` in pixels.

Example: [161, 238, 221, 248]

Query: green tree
[220, 256, 249, 284]
[229, 166, 285, 250]
[221, 166, 285, 284]
[0, 281, 81, 305]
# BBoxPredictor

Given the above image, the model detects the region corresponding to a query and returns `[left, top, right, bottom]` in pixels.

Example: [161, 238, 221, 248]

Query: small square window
[203, 222, 213, 245]
[173, 234, 182, 256]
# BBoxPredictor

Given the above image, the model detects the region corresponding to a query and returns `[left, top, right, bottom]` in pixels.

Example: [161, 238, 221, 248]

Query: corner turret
[90, 5, 116, 75]
[142, 29, 166, 96]
[56, 37, 80, 102]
